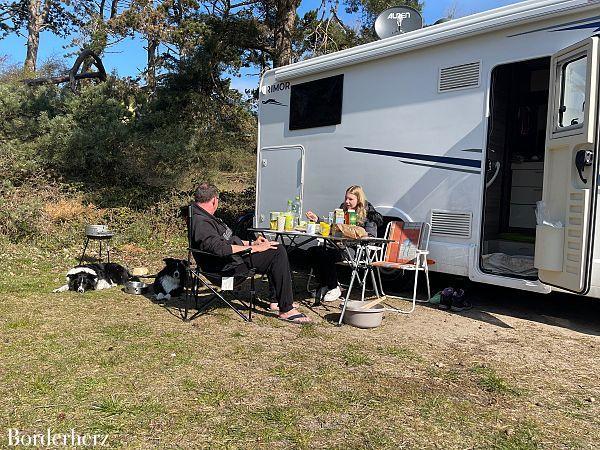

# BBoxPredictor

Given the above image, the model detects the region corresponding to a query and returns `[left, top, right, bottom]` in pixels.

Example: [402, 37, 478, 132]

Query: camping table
[249, 228, 390, 323]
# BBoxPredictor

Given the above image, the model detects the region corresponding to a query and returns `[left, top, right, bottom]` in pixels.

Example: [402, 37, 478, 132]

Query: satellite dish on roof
[434, 17, 452, 25]
[374, 6, 423, 40]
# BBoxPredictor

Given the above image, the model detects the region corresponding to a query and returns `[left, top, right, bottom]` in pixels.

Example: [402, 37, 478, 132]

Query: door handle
[575, 150, 593, 183]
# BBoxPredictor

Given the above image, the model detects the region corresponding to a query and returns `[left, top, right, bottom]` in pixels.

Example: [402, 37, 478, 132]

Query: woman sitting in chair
[305, 185, 383, 302]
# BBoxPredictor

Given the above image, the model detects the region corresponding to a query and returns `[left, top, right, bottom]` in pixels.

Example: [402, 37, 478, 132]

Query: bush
[0, 68, 257, 252]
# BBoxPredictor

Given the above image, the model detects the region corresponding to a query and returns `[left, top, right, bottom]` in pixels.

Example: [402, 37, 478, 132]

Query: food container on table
[320, 222, 331, 237]
[277, 215, 286, 231]
[270, 212, 280, 230]
[342, 300, 384, 328]
[284, 213, 294, 231]
[306, 222, 317, 235]
[123, 280, 148, 295]
[348, 209, 357, 225]
[334, 209, 345, 224]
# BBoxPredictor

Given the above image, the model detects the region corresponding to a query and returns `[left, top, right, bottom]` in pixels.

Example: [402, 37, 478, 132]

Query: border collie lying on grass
[53, 263, 131, 294]
[153, 258, 189, 301]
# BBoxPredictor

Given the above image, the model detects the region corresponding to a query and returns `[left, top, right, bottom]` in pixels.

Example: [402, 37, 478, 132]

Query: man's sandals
[279, 310, 311, 324]
[268, 302, 299, 312]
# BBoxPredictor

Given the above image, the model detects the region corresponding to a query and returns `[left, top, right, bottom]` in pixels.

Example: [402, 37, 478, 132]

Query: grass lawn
[0, 244, 598, 448]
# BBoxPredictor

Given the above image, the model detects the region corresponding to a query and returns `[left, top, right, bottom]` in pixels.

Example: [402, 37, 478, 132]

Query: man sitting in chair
[190, 183, 311, 324]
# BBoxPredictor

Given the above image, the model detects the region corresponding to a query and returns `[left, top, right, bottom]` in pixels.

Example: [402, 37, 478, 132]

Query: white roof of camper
[272, 0, 600, 81]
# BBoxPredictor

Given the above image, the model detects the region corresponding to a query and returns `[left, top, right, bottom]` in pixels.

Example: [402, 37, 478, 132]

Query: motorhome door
[536, 37, 600, 294]
[256, 145, 304, 228]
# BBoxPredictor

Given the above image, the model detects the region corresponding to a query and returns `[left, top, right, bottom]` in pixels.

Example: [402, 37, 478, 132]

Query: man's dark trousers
[235, 245, 293, 313]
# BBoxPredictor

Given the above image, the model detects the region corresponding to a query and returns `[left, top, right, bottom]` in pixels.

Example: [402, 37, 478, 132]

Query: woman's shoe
[323, 286, 342, 302]
[450, 289, 471, 311]
[438, 287, 454, 310]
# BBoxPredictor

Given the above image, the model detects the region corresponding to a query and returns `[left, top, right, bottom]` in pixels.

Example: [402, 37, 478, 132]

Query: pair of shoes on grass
[438, 287, 471, 311]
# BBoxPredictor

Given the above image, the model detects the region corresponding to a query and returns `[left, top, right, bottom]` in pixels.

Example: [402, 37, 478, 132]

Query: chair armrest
[188, 247, 251, 257]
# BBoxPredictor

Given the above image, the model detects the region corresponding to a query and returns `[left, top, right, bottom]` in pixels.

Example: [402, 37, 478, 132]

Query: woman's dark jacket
[325, 201, 383, 237]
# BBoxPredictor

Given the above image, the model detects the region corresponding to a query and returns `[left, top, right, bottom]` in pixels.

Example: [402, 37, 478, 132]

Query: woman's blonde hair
[345, 185, 368, 224]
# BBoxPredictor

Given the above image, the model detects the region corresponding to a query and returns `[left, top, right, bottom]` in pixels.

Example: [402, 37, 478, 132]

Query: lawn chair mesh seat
[184, 205, 256, 322]
[371, 221, 434, 314]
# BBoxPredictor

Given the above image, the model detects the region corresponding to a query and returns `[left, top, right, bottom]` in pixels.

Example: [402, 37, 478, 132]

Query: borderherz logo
[260, 81, 290, 95]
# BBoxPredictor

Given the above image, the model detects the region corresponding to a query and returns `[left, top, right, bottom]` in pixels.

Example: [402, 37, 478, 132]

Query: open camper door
[536, 37, 600, 294]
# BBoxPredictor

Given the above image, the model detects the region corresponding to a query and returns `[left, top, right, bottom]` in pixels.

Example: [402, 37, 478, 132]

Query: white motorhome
[255, 0, 600, 297]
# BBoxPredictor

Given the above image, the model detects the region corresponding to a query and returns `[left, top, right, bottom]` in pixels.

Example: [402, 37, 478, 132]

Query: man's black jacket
[190, 203, 245, 273]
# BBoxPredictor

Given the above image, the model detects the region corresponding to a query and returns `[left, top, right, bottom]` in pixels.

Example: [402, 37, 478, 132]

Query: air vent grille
[430, 210, 472, 239]
[438, 62, 480, 92]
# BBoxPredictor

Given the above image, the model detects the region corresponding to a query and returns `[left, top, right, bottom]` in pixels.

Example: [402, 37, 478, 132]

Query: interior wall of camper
[481, 57, 550, 278]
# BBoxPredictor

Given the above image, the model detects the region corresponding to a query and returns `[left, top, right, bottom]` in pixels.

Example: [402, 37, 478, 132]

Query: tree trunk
[146, 38, 158, 89]
[24, 0, 44, 72]
[273, 0, 300, 68]
[110, 0, 119, 19]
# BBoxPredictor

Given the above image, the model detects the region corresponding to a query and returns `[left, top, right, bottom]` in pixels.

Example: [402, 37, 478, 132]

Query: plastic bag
[333, 224, 367, 239]
[535, 201, 563, 228]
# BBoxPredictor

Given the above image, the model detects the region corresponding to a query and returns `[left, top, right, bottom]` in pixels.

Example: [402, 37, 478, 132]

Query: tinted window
[289, 74, 344, 130]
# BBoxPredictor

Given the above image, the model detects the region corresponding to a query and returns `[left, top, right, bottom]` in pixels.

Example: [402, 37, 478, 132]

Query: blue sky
[0, 0, 521, 91]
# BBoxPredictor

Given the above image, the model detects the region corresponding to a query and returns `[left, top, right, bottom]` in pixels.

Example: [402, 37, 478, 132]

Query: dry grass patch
[0, 246, 599, 448]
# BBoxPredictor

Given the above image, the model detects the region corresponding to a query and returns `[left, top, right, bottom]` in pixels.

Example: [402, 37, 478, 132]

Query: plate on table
[294, 225, 307, 232]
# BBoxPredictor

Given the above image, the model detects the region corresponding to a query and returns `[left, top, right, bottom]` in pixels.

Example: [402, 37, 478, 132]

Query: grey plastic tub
[342, 300, 384, 328]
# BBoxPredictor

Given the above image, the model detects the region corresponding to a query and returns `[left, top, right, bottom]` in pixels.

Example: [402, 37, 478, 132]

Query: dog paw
[155, 293, 164, 300]
[164, 294, 171, 300]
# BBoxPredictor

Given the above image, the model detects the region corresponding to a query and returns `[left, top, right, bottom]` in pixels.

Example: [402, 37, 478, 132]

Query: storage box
[534, 225, 564, 271]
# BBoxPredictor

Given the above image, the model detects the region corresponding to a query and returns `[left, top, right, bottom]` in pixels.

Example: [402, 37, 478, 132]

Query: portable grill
[80, 224, 114, 264]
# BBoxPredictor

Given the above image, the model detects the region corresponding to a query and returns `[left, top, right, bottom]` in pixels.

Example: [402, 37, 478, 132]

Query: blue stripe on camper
[401, 160, 481, 174]
[345, 146, 482, 168]
[508, 15, 600, 37]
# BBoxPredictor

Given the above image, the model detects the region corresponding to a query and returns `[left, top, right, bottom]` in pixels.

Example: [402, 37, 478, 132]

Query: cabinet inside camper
[481, 57, 550, 278]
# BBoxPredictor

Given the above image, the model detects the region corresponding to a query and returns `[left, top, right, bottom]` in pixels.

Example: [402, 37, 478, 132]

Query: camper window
[558, 55, 587, 128]
[289, 74, 344, 130]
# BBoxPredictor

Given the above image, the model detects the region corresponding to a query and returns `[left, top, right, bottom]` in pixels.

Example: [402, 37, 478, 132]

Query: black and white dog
[53, 263, 131, 294]
[153, 258, 189, 301]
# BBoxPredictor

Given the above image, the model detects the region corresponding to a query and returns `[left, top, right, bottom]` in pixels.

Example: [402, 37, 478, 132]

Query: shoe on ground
[313, 286, 327, 300]
[323, 286, 342, 302]
[450, 289, 471, 311]
[438, 287, 454, 310]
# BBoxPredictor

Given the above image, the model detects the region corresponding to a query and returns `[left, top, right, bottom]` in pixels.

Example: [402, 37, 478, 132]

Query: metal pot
[85, 224, 109, 236]
[123, 280, 148, 295]
[342, 300, 385, 328]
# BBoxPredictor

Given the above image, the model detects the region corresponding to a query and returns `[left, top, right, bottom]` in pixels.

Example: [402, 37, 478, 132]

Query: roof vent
[438, 61, 480, 92]
[430, 210, 472, 238]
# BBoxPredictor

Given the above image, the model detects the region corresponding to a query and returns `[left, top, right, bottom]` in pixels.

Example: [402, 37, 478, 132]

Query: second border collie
[153, 258, 189, 300]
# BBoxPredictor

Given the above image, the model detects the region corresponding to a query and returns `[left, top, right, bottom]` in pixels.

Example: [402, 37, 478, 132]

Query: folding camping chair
[371, 221, 433, 314]
[184, 205, 256, 322]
